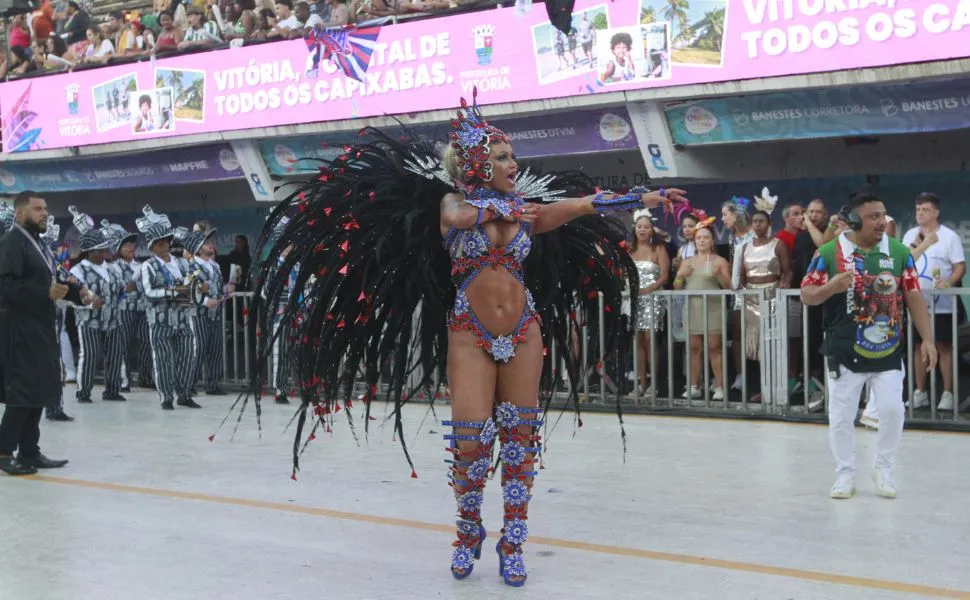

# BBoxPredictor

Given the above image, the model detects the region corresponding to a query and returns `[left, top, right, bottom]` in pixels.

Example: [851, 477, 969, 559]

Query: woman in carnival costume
[628, 208, 670, 396]
[242, 90, 687, 587]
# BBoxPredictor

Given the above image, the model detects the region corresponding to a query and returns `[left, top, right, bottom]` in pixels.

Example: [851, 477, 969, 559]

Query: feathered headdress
[690, 208, 708, 221]
[632, 208, 656, 223]
[754, 187, 778, 214]
[695, 216, 717, 230]
[448, 87, 510, 190]
[690, 208, 716, 230]
[730, 196, 752, 214]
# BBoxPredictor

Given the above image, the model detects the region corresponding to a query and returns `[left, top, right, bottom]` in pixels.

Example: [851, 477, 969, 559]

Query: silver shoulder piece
[403, 153, 452, 186]
[514, 168, 568, 202]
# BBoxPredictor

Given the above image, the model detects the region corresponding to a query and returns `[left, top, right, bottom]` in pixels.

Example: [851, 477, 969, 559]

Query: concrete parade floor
[1, 388, 969, 600]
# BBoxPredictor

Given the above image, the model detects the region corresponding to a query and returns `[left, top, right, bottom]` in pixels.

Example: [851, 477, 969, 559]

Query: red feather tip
[338, 264, 348, 276]
[208, 434, 215, 442]
[410, 470, 418, 479]
[290, 472, 298, 481]
[308, 432, 316, 441]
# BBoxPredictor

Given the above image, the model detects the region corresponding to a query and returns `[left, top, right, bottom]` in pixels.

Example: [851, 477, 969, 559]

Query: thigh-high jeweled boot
[494, 402, 543, 587]
[443, 416, 497, 579]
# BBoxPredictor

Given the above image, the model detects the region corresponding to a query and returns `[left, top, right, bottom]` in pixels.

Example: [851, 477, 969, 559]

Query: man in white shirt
[902, 193, 966, 411]
[267, 0, 304, 38]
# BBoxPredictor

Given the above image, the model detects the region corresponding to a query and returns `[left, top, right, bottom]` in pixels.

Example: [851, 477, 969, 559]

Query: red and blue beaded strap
[591, 185, 650, 213]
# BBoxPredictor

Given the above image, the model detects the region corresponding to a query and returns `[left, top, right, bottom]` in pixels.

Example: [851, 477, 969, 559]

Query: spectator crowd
[0, 0, 490, 78]
[615, 191, 970, 415]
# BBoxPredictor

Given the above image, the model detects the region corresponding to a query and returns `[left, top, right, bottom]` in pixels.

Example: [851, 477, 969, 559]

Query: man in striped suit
[100, 220, 145, 392]
[68, 208, 125, 404]
[186, 229, 228, 395]
[136, 207, 201, 411]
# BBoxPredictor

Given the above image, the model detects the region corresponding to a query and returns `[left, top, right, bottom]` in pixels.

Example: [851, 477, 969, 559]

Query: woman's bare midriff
[461, 219, 528, 335]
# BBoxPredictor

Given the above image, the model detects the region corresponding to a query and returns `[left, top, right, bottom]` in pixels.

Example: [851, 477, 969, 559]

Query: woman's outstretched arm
[533, 188, 685, 235]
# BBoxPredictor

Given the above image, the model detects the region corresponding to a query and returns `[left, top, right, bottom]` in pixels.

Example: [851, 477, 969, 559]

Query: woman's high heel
[496, 537, 528, 587]
[451, 520, 486, 579]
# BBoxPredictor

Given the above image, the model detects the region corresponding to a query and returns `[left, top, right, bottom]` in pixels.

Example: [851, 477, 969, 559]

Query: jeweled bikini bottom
[449, 270, 538, 363]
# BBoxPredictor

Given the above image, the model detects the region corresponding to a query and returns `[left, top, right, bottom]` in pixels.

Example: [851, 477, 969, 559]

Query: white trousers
[826, 365, 904, 477]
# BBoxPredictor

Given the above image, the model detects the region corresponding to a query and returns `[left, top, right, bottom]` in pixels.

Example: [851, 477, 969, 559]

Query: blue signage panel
[665, 79, 970, 146]
[0, 144, 244, 193]
[261, 108, 640, 175]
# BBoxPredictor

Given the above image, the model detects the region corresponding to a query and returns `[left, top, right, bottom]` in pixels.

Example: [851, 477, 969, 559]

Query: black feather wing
[242, 126, 453, 476]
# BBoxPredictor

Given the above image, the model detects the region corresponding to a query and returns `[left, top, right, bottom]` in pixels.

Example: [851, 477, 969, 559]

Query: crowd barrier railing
[218, 288, 970, 431]
[221, 292, 256, 387]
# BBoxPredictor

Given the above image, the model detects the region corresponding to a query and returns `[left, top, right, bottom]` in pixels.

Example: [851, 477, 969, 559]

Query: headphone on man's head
[838, 205, 863, 231]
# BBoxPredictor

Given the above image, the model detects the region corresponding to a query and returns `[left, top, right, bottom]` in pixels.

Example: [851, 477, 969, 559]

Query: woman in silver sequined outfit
[628, 209, 669, 395]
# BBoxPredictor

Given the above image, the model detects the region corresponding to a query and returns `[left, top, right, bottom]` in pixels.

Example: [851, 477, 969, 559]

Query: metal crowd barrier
[219, 288, 970, 430]
[221, 292, 256, 387]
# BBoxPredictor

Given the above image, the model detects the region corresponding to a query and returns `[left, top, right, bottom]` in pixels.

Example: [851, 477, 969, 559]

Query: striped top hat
[99, 218, 138, 254]
[183, 228, 217, 256]
[135, 205, 176, 247]
[69, 206, 112, 252]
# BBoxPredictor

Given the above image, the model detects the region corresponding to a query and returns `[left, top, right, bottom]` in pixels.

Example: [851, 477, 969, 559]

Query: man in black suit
[0, 192, 89, 475]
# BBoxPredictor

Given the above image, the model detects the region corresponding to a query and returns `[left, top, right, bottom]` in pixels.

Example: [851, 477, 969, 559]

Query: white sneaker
[712, 387, 725, 401]
[808, 392, 826, 413]
[859, 413, 879, 430]
[938, 391, 954, 411]
[730, 375, 743, 391]
[64, 371, 77, 384]
[682, 385, 701, 399]
[872, 468, 897, 499]
[907, 390, 929, 409]
[830, 475, 856, 499]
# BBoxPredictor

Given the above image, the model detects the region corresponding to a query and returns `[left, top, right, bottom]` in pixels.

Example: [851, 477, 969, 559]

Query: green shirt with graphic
[801, 235, 919, 373]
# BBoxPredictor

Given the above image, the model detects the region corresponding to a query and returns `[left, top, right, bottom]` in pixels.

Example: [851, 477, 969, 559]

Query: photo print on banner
[130, 87, 175, 135]
[639, 0, 727, 67]
[595, 23, 672, 84]
[155, 68, 207, 123]
[530, 3, 610, 86]
[93, 72, 137, 133]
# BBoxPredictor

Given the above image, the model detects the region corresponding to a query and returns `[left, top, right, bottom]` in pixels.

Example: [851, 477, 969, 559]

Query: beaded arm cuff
[591, 186, 654, 213]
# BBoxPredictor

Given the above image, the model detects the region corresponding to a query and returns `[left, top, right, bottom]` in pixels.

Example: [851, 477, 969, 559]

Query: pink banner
[3, 0, 970, 153]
